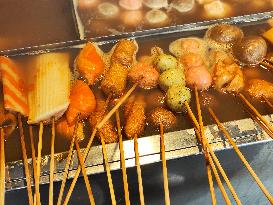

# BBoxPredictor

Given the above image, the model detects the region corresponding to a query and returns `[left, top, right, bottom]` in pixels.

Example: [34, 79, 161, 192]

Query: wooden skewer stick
[115, 110, 130, 205]
[260, 61, 273, 70]
[209, 108, 273, 204]
[263, 97, 273, 110]
[29, 126, 40, 205]
[194, 87, 241, 205]
[134, 134, 145, 205]
[18, 114, 34, 205]
[36, 122, 43, 205]
[239, 93, 273, 138]
[0, 129, 5, 205]
[75, 139, 95, 205]
[56, 119, 79, 205]
[159, 123, 170, 205]
[49, 118, 55, 205]
[97, 83, 138, 129]
[63, 93, 134, 205]
[184, 102, 216, 204]
[100, 133, 117, 205]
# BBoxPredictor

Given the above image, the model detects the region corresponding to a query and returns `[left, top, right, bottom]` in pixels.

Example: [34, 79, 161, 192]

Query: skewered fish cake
[28, 53, 71, 124]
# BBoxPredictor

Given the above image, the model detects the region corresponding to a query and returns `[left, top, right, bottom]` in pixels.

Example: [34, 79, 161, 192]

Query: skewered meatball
[155, 54, 178, 73]
[246, 79, 273, 100]
[124, 96, 146, 138]
[166, 85, 191, 112]
[128, 62, 159, 89]
[159, 68, 186, 91]
[205, 24, 244, 50]
[233, 36, 267, 65]
[185, 66, 212, 90]
[89, 97, 118, 144]
[66, 80, 96, 125]
[148, 107, 176, 130]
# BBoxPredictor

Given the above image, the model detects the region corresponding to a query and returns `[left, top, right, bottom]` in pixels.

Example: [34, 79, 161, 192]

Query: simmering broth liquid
[4, 22, 273, 162]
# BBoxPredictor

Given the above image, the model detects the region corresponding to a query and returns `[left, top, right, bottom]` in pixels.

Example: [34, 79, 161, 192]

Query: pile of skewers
[1, 21, 273, 205]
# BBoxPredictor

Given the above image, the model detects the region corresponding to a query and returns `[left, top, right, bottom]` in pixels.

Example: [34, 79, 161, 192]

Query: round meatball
[185, 66, 212, 90]
[233, 36, 267, 65]
[159, 68, 186, 91]
[155, 54, 178, 73]
[166, 85, 191, 112]
[148, 107, 176, 129]
[205, 24, 244, 50]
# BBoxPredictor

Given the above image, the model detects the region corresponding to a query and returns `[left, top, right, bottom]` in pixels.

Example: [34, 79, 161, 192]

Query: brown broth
[0, 0, 78, 50]
[3, 22, 273, 162]
[77, 0, 273, 38]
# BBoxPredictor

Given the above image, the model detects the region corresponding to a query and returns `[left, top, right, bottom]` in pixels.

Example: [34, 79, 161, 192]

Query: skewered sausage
[66, 80, 96, 125]
[76, 42, 105, 85]
[89, 97, 118, 144]
[102, 40, 137, 97]
[124, 95, 146, 138]
[148, 107, 176, 130]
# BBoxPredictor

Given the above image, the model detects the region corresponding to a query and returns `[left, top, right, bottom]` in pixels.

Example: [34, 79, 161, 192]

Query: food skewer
[29, 126, 40, 205]
[56, 120, 80, 205]
[159, 123, 170, 205]
[36, 122, 43, 205]
[100, 133, 117, 205]
[133, 134, 145, 205]
[238, 93, 273, 138]
[49, 117, 55, 205]
[115, 110, 130, 205]
[194, 87, 242, 205]
[18, 114, 34, 205]
[263, 97, 273, 110]
[209, 108, 273, 204]
[0, 129, 5, 205]
[74, 136, 96, 205]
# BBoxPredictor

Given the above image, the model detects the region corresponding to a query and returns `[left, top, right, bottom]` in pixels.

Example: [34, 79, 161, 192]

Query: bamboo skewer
[184, 102, 216, 204]
[29, 126, 40, 205]
[115, 110, 130, 205]
[159, 123, 170, 205]
[56, 119, 80, 205]
[49, 118, 55, 205]
[100, 133, 116, 205]
[75, 139, 95, 205]
[36, 122, 43, 205]
[97, 84, 138, 130]
[209, 108, 273, 204]
[134, 135, 145, 205]
[194, 87, 242, 205]
[238, 93, 273, 138]
[63, 93, 135, 205]
[0, 129, 5, 205]
[260, 61, 273, 70]
[18, 114, 34, 205]
[263, 97, 273, 110]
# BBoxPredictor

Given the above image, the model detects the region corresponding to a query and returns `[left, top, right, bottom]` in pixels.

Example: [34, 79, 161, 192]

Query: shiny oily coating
[233, 36, 267, 65]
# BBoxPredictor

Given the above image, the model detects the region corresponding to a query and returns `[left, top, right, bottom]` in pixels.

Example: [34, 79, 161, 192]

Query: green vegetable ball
[159, 68, 185, 91]
[166, 85, 191, 112]
[155, 54, 178, 73]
